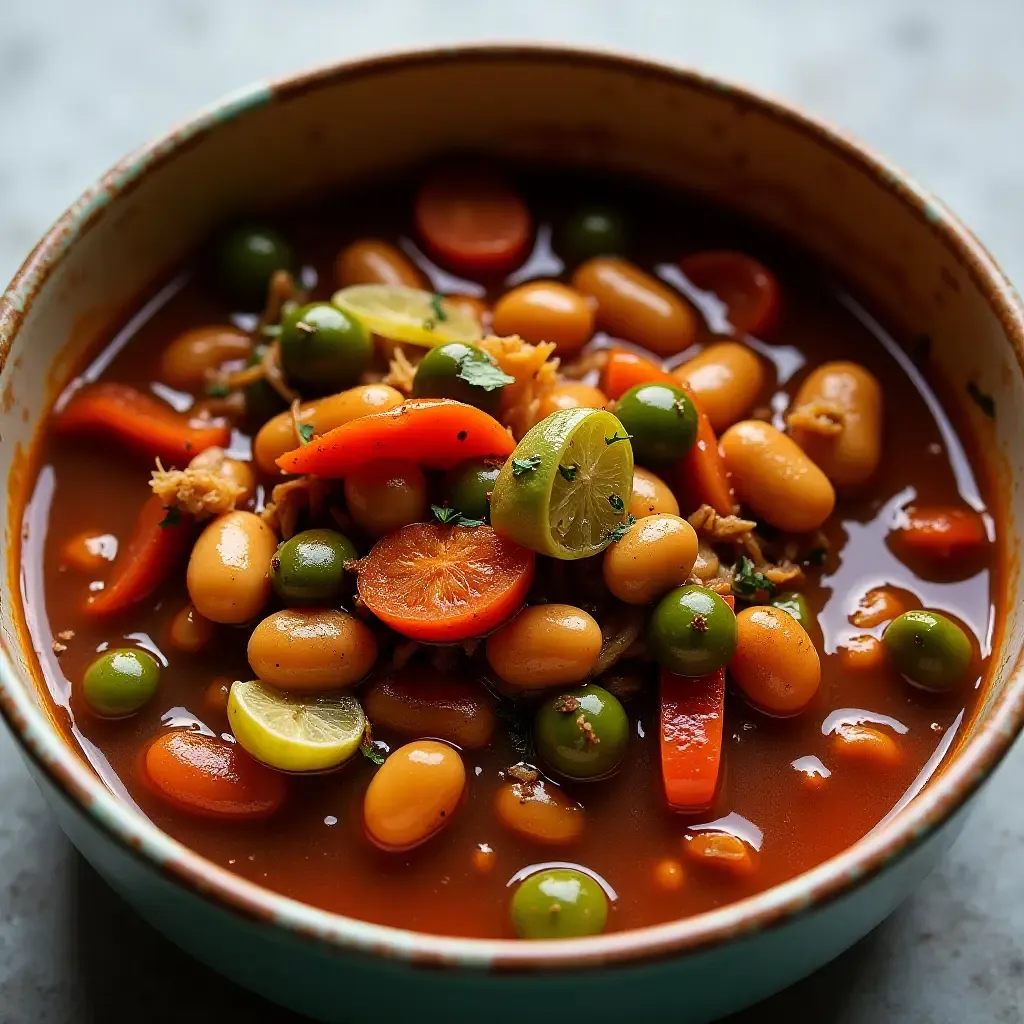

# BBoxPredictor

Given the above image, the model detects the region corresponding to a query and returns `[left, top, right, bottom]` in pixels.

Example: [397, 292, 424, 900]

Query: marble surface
[1, 1, 1022, 1020]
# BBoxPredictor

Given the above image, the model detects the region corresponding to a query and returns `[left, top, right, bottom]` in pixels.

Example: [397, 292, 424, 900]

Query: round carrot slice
[415, 166, 531, 274]
[679, 250, 780, 337]
[356, 523, 535, 642]
[143, 730, 287, 819]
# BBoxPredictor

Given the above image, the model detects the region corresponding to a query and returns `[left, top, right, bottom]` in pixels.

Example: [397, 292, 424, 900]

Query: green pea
[648, 584, 737, 676]
[442, 459, 503, 521]
[244, 343, 288, 425]
[411, 342, 507, 415]
[82, 648, 161, 717]
[279, 302, 372, 392]
[882, 610, 973, 691]
[271, 529, 358, 605]
[613, 384, 697, 465]
[771, 591, 811, 630]
[511, 868, 608, 939]
[535, 684, 628, 780]
[558, 208, 626, 264]
[217, 225, 293, 308]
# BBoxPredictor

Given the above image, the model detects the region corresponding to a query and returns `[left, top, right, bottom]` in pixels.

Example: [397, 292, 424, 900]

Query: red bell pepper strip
[659, 595, 733, 813]
[85, 495, 193, 617]
[890, 504, 988, 562]
[675, 393, 738, 517]
[277, 398, 516, 476]
[600, 348, 676, 401]
[53, 382, 231, 466]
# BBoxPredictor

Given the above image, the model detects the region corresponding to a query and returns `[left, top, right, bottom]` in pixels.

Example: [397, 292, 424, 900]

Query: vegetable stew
[20, 164, 996, 940]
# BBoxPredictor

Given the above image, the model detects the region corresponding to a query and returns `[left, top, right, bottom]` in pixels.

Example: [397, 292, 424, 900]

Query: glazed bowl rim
[1, 42, 1022, 973]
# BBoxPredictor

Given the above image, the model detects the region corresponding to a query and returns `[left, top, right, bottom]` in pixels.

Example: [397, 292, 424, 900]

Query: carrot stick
[85, 495, 193, 617]
[601, 348, 675, 401]
[277, 398, 515, 476]
[674, 388, 737, 516]
[659, 595, 733, 812]
[54, 383, 231, 465]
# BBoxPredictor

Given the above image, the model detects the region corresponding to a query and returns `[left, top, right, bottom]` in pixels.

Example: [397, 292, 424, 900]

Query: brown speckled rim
[1, 44, 1023, 973]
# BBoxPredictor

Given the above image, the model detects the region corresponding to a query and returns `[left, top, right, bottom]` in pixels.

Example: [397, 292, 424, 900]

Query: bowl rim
[1, 42, 1023, 973]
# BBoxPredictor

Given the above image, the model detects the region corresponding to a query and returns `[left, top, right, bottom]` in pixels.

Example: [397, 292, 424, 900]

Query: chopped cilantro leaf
[558, 464, 578, 482]
[609, 494, 625, 512]
[511, 455, 542, 477]
[158, 506, 182, 529]
[457, 357, 514, 392]
[205, 382, 231, 398]
[431, 505, 484, 528]
[298, 423, 314, 444]
[360, 734, 386, 766]
[967, 381, 996, 419]
[605, 431, 634, 446]
[604, 515, 636, 543]
[432, 505, 461, 524]
[731, 555, 777, 599]
[430, 293, 449, 322]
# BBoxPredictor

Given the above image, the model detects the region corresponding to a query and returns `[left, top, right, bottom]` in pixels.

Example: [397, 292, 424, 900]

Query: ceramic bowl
[1, 45, 1022, 1024]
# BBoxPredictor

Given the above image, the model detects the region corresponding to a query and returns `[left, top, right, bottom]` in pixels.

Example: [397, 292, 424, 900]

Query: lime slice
[332, 284, 483, 348]
[228, 680, 366, 773]
[489, 407, 634, 559]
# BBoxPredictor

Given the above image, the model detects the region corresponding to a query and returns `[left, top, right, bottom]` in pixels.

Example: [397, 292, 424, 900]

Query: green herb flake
[496, 701, 536, 762]
[604, 514, 636, 544]
[605, 431, 634, 446]
[731, 555, 777, 599]
[298, 423, 315, 444]
[157, 506, 182, 529]
[258, 324, 282, 338]
[457, 357, 515, 392]
[205, 382, 231, 398]
[609, 494, 625, 512]
[558, 464, 578, 482]
[511, 455, 542, 477]
[432, 505, 462, 524]
[967, 381, 996, 419]
[430, 293, 449, 323]
[360, 734, 387, 767]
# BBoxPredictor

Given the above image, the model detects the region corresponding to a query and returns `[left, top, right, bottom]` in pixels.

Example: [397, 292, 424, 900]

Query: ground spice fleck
[553, 695, 581, 714]
[577, 716, 600, 745]
[691, 613, 709, 633]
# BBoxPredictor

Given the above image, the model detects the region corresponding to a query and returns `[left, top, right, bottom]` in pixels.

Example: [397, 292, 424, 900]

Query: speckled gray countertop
[1, 1, 1022, 1021]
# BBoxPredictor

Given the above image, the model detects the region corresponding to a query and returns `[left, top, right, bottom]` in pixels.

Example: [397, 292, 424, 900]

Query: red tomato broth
[18, 167, 995, 939]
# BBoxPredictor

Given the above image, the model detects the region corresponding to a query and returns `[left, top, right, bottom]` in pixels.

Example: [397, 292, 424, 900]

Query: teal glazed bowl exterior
[2, 46, 1024, 1024]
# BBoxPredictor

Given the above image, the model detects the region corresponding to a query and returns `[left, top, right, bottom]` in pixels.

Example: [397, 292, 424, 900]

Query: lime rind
[228, 680, 366, 773]
[332, 284, 483, 348]
[489, 407, 634, 559]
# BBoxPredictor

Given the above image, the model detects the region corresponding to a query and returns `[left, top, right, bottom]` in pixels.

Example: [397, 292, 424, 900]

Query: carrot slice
[890, 505, 988, 561]
[54, 382, 231, 465]
[85, 495, 193, 617]
[277, 399, 515, 476]
[659, 595, 733, 812]
[600, 348, 676, 401]
[679, 250, 781, 337]
[356, 522, 534, 642]
[144, 730, 287, 819]
[674, 388, 737, 516]
[415, 166, 531, 274]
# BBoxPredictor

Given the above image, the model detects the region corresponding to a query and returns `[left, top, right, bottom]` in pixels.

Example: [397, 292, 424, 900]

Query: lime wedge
[332, 284, 483, 348]
[489, 407, 634, 559]
[228, 680, 366, 773]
